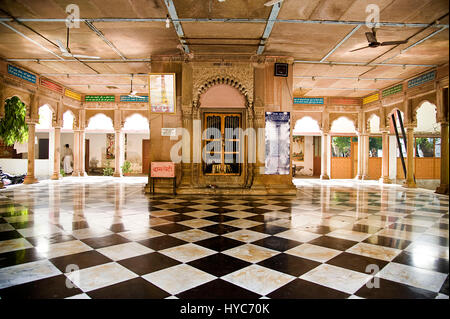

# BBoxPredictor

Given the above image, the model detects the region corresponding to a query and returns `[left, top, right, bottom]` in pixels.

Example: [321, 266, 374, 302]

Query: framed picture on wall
[149, 73, 176, 114]
[106, 133, 115, 159]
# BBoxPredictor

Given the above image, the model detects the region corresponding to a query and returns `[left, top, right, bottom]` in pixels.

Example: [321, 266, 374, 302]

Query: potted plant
[121, 160, 132, 176]
[103, 161, 114, 176]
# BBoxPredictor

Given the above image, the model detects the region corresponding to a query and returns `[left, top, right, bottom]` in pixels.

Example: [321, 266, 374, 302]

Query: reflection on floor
[0, 177, 448, 299]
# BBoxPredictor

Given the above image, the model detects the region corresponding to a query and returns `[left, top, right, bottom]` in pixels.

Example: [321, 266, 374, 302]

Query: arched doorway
[85, 113, 115, 175]
[292, 116, 322, 177]
[123, 113, 150, 174]
[330, 116, 357, 179]
[367, 114, 382, 180]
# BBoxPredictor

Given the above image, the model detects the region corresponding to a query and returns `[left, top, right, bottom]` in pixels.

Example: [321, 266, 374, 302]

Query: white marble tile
[0, 260, 62, 289]
[65, 262, 138, 292]
[222, 244, 280, 263]
[97, 242, 153, 261]
[347, 242, 402, 261]
[69, 228, 114, 240]
[118, 228, 165, 241]
[275, 229, 321, 243]
[223, 229, 270, 243]
[170, 229, 216, 242]
[301, 264, 372, 294]
[376, 262, 448, 292]
[285, 243, 342, 263]
[142, 264, 216, 295]
[17, 224, 63, 237]
[326, 229, 371, 242]
[0, 223, 14, 232]
[35, 240, 92, 259]
[222, 264, 295, 296]
[159, 243, 216, 263]
[176, 219, 217, 229]
[0, 238, 33, 254]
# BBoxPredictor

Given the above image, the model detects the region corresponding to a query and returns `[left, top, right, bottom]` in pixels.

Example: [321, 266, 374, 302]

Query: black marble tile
[26, 233, 76, 246]
[355, 278, 438, 299]
[327, 252, 389, 274]
[160, 214, 195, 222]
[195, 236, 243, 252]
[118, 252, 181, 276]
[0, 248, 46, 268]
[0, 230, 23, 241]
[363, 235, 412, 250]
[199, 224, 240, 235]
[177, 279, 260, 299]
[258, 254, 320, 277]
[296, 225, 331, 235]
[50, 250, 113, 272]
[392, 251, 449, 274]
[267, 278, 350, 299]
[88, 277, 170, 299]
[0, 274, 82, 299]
[204, 214, 237, 223]
[81, 234, 131, 249]
[248, 224, 289, 235]
[150, 223, 192, 234]
[187, 253, 251, 277]
[309, 236, 358, 251]
[138, 235, 187, 251]
[252, 236, 301, 252]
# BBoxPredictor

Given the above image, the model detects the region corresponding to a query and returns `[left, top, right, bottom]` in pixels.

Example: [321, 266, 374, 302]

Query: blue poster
[265, 112, 290, 175]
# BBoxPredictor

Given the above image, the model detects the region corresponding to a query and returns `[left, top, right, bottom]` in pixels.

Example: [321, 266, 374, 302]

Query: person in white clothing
[62, 144, 73, 175]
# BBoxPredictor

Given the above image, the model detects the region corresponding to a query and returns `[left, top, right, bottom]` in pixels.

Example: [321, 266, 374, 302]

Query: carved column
[320, 130, 330, 180]
[404, 125, 416, 188]
[72, 129, 80, 176]
[23, 122, 37, 184]
[51, 126, 61, 180]
[436, 121, 449, 194]
[113, 128, 122, 177]
[380, 130, 391, 184]
[356, 131, 363, 179]
[361, 133, 369, 180]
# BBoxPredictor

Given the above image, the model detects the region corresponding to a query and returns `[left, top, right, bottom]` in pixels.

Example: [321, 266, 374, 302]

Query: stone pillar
[51, 126, 61, 180]
[72, 130, 80, 176]
[361, 134, 369, 180]
[320, 131, 330, 179]
[380, 130, 391, 184]
[404, 125, 416, 188]
[113, 129, 122, 177]
[388, 135, 397, 180]
[436, 121, 449, 194]
[23, 122, 38, 184]
[79, 130, 86, 176]
[356, 132, 363, 179]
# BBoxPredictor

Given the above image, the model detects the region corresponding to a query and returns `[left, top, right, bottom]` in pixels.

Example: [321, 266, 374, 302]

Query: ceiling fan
[55, 28, 100, 59]
[350, 27, 408, 52]
[127, 75, 146, 99]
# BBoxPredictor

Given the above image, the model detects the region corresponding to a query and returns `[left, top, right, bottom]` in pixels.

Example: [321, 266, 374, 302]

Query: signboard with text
[85, 95, 115, 102]
[40, 78, 63, 94]
[293, 97, 324, 105]
[7, 64, 36, 83]
[151, 162, 175, 178]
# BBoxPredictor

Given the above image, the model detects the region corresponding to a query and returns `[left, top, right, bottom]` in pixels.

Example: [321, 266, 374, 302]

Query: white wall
[125, 133, 148, 173]
[0, 159, 50, 178]
[292, 136, 314, 176]
[85, 133, 112, 168]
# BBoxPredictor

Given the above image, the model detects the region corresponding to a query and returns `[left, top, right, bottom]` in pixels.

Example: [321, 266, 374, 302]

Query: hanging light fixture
[165, 15, 170, 28]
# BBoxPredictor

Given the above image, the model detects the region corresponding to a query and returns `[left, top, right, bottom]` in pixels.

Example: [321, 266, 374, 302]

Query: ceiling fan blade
[72, 54, 101, 59]
[365, 32, 377, 43]
[264, 0, 283, 6]
[380, 40, 408, 46]
[350, 46, 370, 52]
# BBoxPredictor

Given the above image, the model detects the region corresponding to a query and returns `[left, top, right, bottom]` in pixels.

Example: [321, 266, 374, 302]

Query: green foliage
[332, 136, 351, 157]
[60, 169, 66, 177]
[0, 97, 28, 146]
[369, 137, 382, 150]
[121, 160, 132, 174]
[415, 137, 434, 157]
[103, 160, 114, 176]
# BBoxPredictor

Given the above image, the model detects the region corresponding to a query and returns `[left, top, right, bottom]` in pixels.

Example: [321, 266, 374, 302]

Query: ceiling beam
[5, 58, 151, 63]
[84, 21, 127, 60]
[296, 86, 374, 91]
[164, 0, 189, 54]
[293, 60, 437, 67]
[0, 21, 64, 60]
[294, 75, 403, 81]
[0, 17, 447, 28]
[257, 1, 282, 55]
[320, 25, 360, 62]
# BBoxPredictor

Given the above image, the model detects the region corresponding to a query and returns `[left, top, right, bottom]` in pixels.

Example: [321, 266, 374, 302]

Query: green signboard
[382, 84, 403, 97]
[85, 95, 115, 102]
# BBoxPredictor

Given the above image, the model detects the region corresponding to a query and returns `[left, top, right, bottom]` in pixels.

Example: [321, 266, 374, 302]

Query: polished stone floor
[0, 177, 448, 299]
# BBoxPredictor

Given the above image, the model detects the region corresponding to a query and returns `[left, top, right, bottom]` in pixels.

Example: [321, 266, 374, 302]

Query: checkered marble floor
[0, 177, 448, 299]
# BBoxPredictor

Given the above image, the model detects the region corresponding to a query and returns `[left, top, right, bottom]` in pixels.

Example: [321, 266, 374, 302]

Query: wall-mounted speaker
[274, 63, 288, 77]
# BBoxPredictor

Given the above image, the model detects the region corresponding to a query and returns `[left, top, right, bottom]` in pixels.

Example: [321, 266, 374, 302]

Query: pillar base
[51, 173, 61, 180]
[71, 172, 80, 177]
[113, 172, 122, 177]
[379, 177, 392, 184]
[403, 180, 417, 188]
[355, 175, 362, 180]
[435, 184, 449, 195]
[361, 175, 370, 180]
[320, 174, 330, 180]
[23, 176, 38, 184]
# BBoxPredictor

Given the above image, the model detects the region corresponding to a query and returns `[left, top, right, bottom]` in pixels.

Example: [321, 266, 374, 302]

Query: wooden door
[38, 138, 49, 159]
[85, 139, 90, 173]
[142, 139, 150, 174]
[313, 136, 321, 176]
